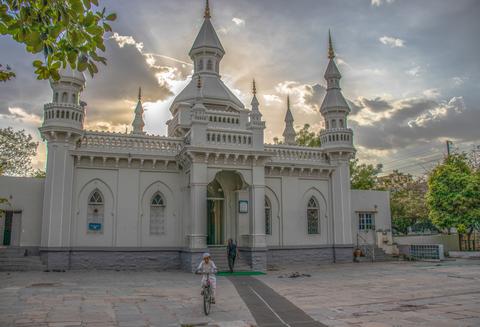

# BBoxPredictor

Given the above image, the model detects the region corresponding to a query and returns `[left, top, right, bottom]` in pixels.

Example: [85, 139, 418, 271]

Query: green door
[3, 211, 12, 246]
[207, 199, 224, 245]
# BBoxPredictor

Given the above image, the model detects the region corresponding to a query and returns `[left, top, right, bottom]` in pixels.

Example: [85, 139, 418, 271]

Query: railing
[265, 144, 327, 163]
[410, 244, 444, 260]
[78, 131, 184, 154]
[319, 128, 353, 147]
[206, 130, 252, 147]
[357, 232, 375, 262]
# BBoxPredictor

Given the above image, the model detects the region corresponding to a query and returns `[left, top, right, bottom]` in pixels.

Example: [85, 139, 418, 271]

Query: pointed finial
[287, 95, 290, 109]
[328, 29, 335, 59]
[252, 79, 257, 95]
[138, 86, 142, 101]
[197, 75, 202, 89]
[204, 0, 211, 19]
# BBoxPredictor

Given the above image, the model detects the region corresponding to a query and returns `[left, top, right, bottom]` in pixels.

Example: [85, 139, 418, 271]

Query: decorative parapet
[319, 128, 354, 149]
[78, 131, 184, 155]
[265, 144, 328, 165]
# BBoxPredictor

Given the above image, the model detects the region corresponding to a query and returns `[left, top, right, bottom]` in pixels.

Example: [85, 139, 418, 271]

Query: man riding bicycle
[196, 253, 217, 303]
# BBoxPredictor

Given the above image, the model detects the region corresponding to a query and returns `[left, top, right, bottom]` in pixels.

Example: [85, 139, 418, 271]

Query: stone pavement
[1, 260, 480, 327]
[259, 259, 480, 326]
[0, 270, 255, 327]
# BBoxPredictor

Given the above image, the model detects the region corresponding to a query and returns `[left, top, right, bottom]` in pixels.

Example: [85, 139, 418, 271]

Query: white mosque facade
[0, 2, 393, 271]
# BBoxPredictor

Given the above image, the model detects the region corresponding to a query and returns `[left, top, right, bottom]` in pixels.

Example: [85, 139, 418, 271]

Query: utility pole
[446, 140, 453, 156]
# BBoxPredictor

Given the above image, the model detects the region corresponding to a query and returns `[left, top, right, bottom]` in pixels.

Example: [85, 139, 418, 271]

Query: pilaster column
[246, 165, 266, 248]
[331, 159, 353, 245]
[188, 161, 208, 249]
[41, 137, 76, 247]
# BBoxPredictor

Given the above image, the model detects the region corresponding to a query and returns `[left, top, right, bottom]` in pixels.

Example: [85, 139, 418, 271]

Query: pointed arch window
[265, 197, 272, 235]
[150, 193, 166, 235]
[207, 59, 213, 70]
[87, 190, 104, 233]
[198, 59, 204, 71]
[307, 197, 319, 234]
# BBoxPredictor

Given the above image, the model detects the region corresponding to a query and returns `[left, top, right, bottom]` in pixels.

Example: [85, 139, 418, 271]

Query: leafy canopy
[296, 124, 321, 147]
[350, 158, 382, 190]
[377, 171, 430, 235]
[0, 127, 39, 176]
[426, 154, 480, 233]
[0, 0, 116, 81]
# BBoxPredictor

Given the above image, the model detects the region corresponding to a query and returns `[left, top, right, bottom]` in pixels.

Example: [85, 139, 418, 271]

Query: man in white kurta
[196, 253, 218, 302]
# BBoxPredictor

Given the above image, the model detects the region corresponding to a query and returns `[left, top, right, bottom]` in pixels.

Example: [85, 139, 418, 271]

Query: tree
[377, 171, 430, 235]
[0, 63, 15, 81]
[0, 127, 38, 176]
[296, 124, 321, 147]
[0, 0, 116, 81]
[350, 158, 382, 190]
[426, 154, 480, 248]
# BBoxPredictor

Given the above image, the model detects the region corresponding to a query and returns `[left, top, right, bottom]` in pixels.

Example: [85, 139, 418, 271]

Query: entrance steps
[0, 247, 46, 271]
[357, 245, 399, 262]
[207, 246, 252, 272]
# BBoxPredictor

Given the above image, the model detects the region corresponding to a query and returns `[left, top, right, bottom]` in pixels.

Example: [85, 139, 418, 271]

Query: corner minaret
[283, 95, 296, 145]
[247, 79, 266, 148]
[39, 67, 87, 250]
[319, 31, 354, 248]
[131, 87, 145, 135]
[189, 0, 225, 77]
[319, 30, 354, 153]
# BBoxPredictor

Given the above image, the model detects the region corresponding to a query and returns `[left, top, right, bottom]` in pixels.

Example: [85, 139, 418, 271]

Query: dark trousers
[228, 255, 236, 272]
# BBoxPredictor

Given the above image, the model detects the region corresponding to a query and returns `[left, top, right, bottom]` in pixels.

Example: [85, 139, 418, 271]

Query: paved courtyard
[0, 259, 479, 326]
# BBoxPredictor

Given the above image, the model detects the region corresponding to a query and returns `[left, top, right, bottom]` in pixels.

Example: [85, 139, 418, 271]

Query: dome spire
[131, 86, 145, 135]
[252, 78, 257, 95]
[283, 95, 296, 145]
[328, 29, 335, 60]
[204, 0, 211, 19]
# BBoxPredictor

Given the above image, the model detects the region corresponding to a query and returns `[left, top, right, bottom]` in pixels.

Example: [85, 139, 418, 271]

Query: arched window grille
[198, 60, 204, 71]
[150, 193, 166, 235]
[87, 190, 104, 233]
[62, 92, 68, 103]
[307, 197, 319, 234]
[265, 196, 272, 235]
[207, 59, 213, 70]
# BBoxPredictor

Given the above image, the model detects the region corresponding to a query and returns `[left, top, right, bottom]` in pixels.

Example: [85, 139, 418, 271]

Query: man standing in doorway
[227, 238, 238, 273]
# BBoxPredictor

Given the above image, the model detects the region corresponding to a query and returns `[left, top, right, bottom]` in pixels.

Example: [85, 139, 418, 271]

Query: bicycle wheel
[203, 286, 211, 315]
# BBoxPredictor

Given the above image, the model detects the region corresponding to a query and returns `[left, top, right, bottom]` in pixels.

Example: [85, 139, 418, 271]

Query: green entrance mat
[217, 271, 266, 276]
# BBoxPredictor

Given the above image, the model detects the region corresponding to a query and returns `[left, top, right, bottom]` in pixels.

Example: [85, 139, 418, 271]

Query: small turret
[282, 95, 296, 145]
[131, 87, 146, 135]
[247, 79, 266, 148]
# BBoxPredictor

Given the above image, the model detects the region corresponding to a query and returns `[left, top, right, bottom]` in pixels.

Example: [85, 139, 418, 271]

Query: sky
[1, 0, 479, 176]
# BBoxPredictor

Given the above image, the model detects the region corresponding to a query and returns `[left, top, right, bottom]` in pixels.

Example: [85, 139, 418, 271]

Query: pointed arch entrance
[206, 171, 248, 245]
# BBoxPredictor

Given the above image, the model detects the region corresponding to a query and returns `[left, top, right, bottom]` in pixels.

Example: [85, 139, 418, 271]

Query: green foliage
[32, 169, 46, 178]
[0, 0, 116, 81]
[296, 124, 321, 147]
[377, 171, 430, 234]
[349, 158, 382, 190]
[0, 127, 38, 176]
[0, 63, 15, 81]
[426, 154, 480, 233]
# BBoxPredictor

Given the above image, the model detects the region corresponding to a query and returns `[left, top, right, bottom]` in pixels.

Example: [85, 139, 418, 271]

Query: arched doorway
[207, 179, 224, 245]
[206, 171, 248, 245]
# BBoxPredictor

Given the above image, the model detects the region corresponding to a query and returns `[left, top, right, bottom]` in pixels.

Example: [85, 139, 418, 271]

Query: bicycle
[198, 271, 214, 315]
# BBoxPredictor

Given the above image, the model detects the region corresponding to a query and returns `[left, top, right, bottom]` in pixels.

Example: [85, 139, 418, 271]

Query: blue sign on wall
[239, 200, 248, 213]
[88, 223, 102, 231]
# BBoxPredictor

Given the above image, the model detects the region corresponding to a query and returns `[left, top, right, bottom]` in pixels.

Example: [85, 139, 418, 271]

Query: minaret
[247, 79, 266, 148]
[283, 95, 296, 145]
[38, 68, 87, 257]
[189, 75, 208, 145]
[131, 87, 145, 135]
[189, 0, 225, 77]
[319, 31, 355, 249]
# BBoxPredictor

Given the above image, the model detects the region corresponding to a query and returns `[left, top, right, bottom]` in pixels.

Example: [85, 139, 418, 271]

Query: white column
[188, 162, 208, 248]
[40, 138, 76, 247]
[331, 160, 353, 245]
[247, 165, 266, 248]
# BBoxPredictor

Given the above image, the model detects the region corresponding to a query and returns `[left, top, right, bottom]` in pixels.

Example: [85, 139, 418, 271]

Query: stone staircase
[207, 246, 252, 272]
[0, 247, 46, 271]
[357, 245, 399, 262]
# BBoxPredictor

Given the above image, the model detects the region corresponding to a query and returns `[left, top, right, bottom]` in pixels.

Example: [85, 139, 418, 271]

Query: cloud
[360, 97, 393, 113]
[452, 76, 464, 87]
[0, 107, 42, 125]
[422, 88, 441, 99]
[371, 0, 395, 6]
[111, 32, 144, 52]
[263, 94, 281, 105]
[379, 36, 405, 48]
[232, 17, 245, 27]
[405, 65, 422, 77]
[274, 81, 326, 114]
